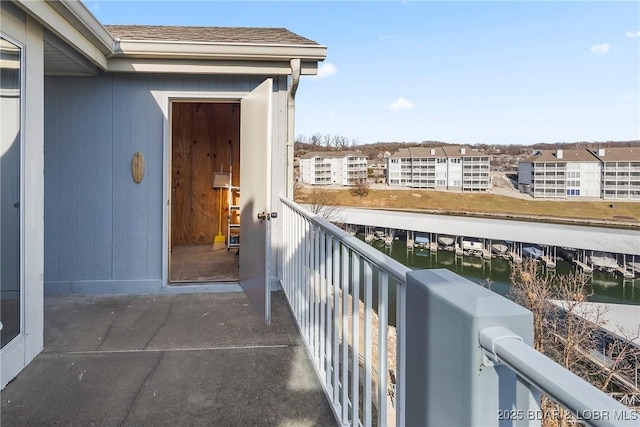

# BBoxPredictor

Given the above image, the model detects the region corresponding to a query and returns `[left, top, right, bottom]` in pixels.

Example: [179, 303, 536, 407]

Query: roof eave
[112, 40, 327, 62]
[48, 0, 114, 55]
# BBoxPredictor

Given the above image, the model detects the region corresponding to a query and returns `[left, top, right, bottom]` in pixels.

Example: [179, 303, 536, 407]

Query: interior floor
[170, 244, 239, 283]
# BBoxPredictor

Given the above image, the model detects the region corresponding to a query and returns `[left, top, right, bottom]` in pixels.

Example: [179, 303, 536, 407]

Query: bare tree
[294, 182, 344, 224]
[509, 260, 640, 425]
[332, 135, 354, 150]
[310, 132, 323, 148]
[350, 177, 370, 199]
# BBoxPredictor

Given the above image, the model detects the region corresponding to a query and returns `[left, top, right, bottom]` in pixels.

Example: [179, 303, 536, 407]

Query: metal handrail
[480, 326, 639, 427]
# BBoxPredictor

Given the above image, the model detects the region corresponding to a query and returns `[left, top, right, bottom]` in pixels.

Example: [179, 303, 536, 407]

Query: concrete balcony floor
[1, 292, 336, 426]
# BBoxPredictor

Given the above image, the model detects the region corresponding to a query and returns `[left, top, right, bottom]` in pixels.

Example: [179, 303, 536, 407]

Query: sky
[87, 1, 640, 146]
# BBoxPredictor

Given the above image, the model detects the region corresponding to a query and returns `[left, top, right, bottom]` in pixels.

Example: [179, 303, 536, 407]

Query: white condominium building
[518, 147, 640, 200]
[298, 151, 368, 186]
[596, 147, 640, 200]
[387, 146, 490, 191]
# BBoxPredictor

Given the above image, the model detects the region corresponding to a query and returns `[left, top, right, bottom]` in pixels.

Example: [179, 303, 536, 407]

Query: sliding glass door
[1, 35, 22, 348]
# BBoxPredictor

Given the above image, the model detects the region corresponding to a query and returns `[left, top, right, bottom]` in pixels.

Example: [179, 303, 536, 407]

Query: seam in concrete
[96, 295, 136, 351]
[119, 351, 165, 427]
[142, 295, 177, 350]
[62, 344, 293, 354]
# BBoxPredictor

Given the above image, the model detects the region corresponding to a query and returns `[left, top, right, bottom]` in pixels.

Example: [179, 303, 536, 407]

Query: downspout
[286, 58, 301, 198]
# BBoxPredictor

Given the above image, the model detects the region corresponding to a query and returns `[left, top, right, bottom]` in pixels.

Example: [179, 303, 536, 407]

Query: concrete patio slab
[1, 292, 336, 426]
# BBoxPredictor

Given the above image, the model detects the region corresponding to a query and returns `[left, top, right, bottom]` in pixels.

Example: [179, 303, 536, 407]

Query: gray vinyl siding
[44, 72, 287, 293]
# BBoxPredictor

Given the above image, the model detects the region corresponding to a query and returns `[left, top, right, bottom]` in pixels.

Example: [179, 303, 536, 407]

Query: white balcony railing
[281, 197, 408, 426]
[279, 197, 638, 427]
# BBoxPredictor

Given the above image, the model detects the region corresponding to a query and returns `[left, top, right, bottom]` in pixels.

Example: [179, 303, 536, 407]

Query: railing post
[405, 269, 537, 427]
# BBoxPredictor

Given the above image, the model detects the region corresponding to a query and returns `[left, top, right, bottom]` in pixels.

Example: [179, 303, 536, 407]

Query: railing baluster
[314, 224, 321, 364]
[332, 238, 341, 406]
[296, 212, 302, 324]
[325, 234, 333, 389]
[309, 223, 315, 359]
[363, 260, 373, 427]
[319, 229, 327, 377]
[395, 279, 406, 427]
[377, 271, 388, 427]
[352, 252, 361, 426]
[304, 219, 311, 344]
[341, 243, 350, 425]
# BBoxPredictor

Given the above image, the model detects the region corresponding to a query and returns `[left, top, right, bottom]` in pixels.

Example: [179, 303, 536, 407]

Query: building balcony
[3, 198, 636, 427]
[1, 292, 336, 426]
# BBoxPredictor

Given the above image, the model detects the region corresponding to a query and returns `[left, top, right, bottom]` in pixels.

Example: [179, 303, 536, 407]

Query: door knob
[257, 212, 267, 221]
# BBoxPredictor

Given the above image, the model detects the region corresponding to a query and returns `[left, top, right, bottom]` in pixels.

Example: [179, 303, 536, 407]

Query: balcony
[0, 292, 336, 426]
[2, 197, 636, 426]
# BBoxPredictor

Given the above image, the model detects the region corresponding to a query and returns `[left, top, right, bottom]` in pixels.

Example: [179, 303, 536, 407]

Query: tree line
[295, 133, 640, 160]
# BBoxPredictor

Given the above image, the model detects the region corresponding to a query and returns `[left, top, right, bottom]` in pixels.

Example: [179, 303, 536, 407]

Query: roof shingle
[104, 25, 320, 45]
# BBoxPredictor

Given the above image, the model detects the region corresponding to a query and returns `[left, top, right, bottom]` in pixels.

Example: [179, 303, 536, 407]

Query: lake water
[361, 236, 640, 306]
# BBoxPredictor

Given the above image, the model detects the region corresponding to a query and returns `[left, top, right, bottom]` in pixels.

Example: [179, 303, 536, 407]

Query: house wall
[446, 158, 462, 190]
[566, 162, 601, 198]
[1, 1, 45, 387]
[44, 72, 288, 294]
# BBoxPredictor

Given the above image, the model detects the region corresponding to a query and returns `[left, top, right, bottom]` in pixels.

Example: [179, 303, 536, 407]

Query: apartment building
[298, 151, 368, 186]
[594, 147, 640, 200]
[387, 146, 490, 191]
[518, 147, 640, 200]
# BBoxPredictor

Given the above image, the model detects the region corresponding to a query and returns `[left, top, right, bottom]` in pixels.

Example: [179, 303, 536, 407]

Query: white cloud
[626, 30, 640, 39]
[314, 62, 337, 79]
[589, 43, 611, 55]
[619, 93, 636, 101]
[388, 97, 414, 111]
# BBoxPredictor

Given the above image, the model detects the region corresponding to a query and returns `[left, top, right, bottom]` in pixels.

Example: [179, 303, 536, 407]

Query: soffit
[44, 29, 97, 76]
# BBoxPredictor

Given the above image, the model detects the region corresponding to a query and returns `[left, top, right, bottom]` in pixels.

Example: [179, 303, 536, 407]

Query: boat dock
[346, 207, 639, 280]
[573, 259, 594, 274]
[541, 255, 556, 268]
[615, 266, 635, 279]
[455, 244, 463, 256]
[509, 251, 522, 263]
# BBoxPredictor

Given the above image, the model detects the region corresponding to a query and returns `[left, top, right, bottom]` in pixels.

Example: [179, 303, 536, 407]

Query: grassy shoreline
[295, 188, 640, 230]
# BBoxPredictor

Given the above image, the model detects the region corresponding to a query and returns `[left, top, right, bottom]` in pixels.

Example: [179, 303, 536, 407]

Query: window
[450, 158, 461, 164]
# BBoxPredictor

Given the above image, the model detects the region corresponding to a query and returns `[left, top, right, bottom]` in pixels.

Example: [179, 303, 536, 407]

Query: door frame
[1, 25, 44, 389]
[158, 91, 249, 288]
[1, 32, 25, 387]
